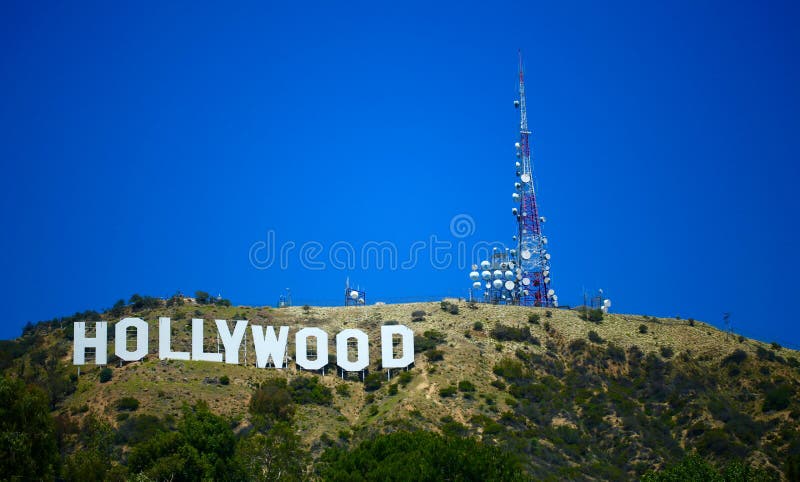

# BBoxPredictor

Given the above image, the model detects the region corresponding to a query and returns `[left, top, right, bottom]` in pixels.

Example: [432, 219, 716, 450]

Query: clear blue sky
[1, 1, 798, 347]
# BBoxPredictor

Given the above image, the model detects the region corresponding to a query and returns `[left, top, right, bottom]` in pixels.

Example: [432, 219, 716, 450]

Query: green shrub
[440, 301, 459, 315]
[490, 380, 506, 391]
[606, 344, 626, 363]
[660, 346, 674, 358]
[99, 367, 112, 383]
[763, 384, 792, 412]
[364, 372, 383, 392]
[771, 342, 782, 350]
[722, 349, 748, 365]
[289, 376, 332, 405]
[115, 397, 140, 411]
[492, 358, 526, 380]
[219, 375, 230, 385]
[388, 384, 398, 396]
[756, 346, 777, 362]
[638, 324, 649, 334]
[249, 379, 295, 422]
[439, 385, 457, 397]
[397, 370, 414, 386]
[411, 310, 426, 322]
[490, 324, 531, 342]
[458, 380, 476, 392]
[473, 321, 483, 331]
[588, 330, 604, 344]
[335, 384, 350, 397]
[425, 349, 444, 362]
[545, 310, 553, 318]
[528, 313, 541, 324]
[569, 338, 587, 353]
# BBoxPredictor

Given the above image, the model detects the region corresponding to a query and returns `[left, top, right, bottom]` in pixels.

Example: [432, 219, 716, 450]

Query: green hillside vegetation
[1, 297, 799, 480]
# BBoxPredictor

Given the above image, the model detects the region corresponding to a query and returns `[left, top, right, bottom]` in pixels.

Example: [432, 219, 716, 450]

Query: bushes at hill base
[128, 402, 240, 481]
[641, 454, 770, 481]
[316, 431, 524, 481]
[99, 367, 112, 383]
[0, 376, 58, 480]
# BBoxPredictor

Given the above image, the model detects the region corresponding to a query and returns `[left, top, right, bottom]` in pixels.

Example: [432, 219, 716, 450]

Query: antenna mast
[515, 51, 555, 307]
[466, 52, 557, 307]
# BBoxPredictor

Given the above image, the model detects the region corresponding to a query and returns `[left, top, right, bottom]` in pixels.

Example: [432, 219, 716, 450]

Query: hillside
[2, 299, 800, 480]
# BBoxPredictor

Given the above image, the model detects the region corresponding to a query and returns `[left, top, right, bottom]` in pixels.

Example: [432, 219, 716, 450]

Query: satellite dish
[553, 301, 559, 307]
[485, 282, 491, 289]
[480, 260, 491, 270]
[504, 280, 515, 290]
[515, 162, 521, 169]
[514, 100, 520, 107]
[471, 264, 478, 270]
[540, 216, 546, 223]
[509, 261, 515, 269]
[493, 270, 503, 279]
[492, 279, 503, 289]
[512, 207, 518, 215]
[520, 173, 531, 183]
[547, 289, 555, 297]
[350, 290, 359, 300]
[543, 270, 549, 277]
[522, 277, 531, 286]
[469, 271, 480, 281]
[515, 142, 521, 149]
[504, 270, 514, 280]
[552, 295, 558, 301]
[358, 298, 364, 304]
[523, 289, 529, 295]
[604, 299, 611, 308]
[512, 235, 517, 241]
[544, 253, 551, 260]
[521, 249, 532, 260]
[512, 193, 520, 202]
[481, 270, 492, 280]
[544, 277, 551, 284]
[472, 281, 482, 289]
[542, 237, 548, 244]
[514, 182, 521, 190]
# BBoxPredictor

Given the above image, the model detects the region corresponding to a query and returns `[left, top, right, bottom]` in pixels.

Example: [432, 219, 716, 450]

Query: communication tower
[468, 52, 557, 307]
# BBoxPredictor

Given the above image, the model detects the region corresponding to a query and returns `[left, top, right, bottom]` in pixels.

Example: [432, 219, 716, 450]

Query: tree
[0, 376, 58, 480]
[109, 299, 127, 318]
[128, 402, 241, 481]
[250, 379, 295, 425]
[195, 291, 210, 305]
[317, 431, 524, 481]
[99, 367, 113, 383]
[236, 422, 308, 481]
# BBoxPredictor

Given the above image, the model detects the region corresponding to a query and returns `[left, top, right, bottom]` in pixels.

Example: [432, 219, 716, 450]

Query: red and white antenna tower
[514, 51, 556, 307]
[467, 52, 557, 307]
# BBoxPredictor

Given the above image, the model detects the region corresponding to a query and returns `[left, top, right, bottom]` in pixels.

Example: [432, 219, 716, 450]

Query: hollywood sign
[72, 318, 415, 371]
